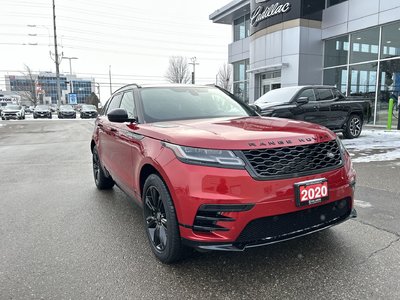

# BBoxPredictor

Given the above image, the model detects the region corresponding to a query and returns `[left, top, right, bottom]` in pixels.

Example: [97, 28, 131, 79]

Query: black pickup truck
[253, 86, 372, 139]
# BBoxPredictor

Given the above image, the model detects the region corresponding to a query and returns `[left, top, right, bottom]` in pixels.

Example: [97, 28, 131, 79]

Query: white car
[1, 104, 25, 120]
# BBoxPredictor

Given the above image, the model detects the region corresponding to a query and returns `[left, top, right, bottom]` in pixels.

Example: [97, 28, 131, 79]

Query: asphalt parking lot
[0, 119, 399, 299]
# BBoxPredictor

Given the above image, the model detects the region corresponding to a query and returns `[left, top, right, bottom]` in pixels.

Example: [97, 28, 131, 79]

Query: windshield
[5, 105, 21, 110]
[139, 87, 252, 123]
[60, 105, 74, 111]
[254, 87, 301, 105]
[82, 105, 96, 111]
[35, 105, 49, 110]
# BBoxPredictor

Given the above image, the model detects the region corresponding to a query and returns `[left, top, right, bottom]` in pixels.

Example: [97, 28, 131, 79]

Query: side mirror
[296, 97, 309, 105]
[98, 103, 103, 109]
[249, 104, 261, 114]
[107, 108, 135, 123]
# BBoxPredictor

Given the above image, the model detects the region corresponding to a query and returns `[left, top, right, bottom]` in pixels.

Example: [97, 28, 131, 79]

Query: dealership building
[210, 0, 400, 125]
[5, 72, 94, 105]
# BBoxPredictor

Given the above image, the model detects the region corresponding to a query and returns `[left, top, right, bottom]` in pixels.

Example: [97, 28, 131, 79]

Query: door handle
[110, 128, 117, 132]
[98, 123, 104, 128]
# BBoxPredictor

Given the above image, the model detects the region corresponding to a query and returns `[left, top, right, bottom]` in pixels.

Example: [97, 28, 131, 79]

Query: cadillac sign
[250, 0, 296, 35]
[251, 1, 292, 27]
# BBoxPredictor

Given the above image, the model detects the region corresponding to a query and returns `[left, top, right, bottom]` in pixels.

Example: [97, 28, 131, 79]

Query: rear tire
[143, 174, 184, 264]
[92, 146, 114, 190]
[343, 114, 362, 139]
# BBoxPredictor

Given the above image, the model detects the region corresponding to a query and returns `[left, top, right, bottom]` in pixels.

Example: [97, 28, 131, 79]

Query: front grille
[241, 140, 342, 179]
[236, 198, 351, 244]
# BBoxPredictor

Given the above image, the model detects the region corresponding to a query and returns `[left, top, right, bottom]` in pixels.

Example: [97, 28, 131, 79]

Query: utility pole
[62, 56, 78, 93]
[109, 65, 112, 95]
[189, 57, 199, 84]
[52, 0, 61, 107]
[96, 82, 101, 102]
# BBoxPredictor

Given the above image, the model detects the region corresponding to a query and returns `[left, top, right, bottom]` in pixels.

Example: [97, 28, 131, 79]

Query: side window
[120, 91, 136, 118]
[333, 89, 345, 99]
[316, 89, 334, 101]
[298, 89, 316, 101]
[106, 93, 123, 114]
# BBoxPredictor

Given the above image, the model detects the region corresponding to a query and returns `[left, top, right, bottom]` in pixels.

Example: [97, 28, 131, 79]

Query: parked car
[24, 105, 33, 114]
[91, 84, 357, 263]
[1, 104, 25, 120]
[33, 105, 52, 119]
[254, 86, 372, 139]
[80, 104, 98, 119]
[58, 105, 76, 119]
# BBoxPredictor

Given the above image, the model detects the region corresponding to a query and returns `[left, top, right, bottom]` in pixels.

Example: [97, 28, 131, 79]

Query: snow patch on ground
[342, 129, 400, 163]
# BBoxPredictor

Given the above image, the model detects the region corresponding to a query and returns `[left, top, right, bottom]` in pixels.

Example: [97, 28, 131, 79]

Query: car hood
[3, 109, 21, 113]
[255, 101, 290, 110]
[135, 117, 335, 150]
[35, 109, 50, 112]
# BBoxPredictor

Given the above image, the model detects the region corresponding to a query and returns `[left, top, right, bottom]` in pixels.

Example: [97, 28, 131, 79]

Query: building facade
[210, 0, 400, 125]
[5, 72, 95, 105]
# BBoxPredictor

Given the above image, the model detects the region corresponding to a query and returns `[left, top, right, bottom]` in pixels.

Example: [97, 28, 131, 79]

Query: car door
[289, 88, 319, 123]
[97, 92, 123, 176]
[314, 88, 335, 128]
[315, 88, 348, 129]
[107, 90, 142, 196]
[330, 88, 351, 129]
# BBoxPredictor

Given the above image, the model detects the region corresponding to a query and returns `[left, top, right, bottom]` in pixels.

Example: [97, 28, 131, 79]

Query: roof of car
[113, 83, 217, 93]
[280, 85, 336, 89]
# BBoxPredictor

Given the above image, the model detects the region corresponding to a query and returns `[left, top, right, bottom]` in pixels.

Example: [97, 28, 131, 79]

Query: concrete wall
[247, 24, 323, 102]
[322, 0, 400, 39]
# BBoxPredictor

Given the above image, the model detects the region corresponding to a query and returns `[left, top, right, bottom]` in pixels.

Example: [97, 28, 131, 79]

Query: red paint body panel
[93, 114, 355, 246]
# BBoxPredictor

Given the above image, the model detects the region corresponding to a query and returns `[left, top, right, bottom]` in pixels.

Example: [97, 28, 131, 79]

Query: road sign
[68, 93, 77, 105]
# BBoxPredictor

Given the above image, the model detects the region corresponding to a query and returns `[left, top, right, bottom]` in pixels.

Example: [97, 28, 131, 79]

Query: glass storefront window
[349, 63, 377, 96]
[350, 27, 380, 63]
[323, 67, 348, 94]
[324, 36, 349, 67]
[381, 21, 400, 59]
[233, 14, 250, 42]
[327, 0, 347, 7]
[377, 59, 400, 125]
[233, 59, 249, 103]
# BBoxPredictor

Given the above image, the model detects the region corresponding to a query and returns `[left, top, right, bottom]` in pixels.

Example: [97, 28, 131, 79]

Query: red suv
[91, 84, 357, 263]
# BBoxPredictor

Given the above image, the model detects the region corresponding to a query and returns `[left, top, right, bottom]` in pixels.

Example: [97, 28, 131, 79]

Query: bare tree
[165, 56, 191, 84]
[19, 64, 39, 106]
[216, 63, 232, 91]
[86, 92, 100, 108]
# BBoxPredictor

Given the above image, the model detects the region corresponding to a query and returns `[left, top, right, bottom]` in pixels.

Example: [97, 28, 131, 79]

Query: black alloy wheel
[143, 174, 184, 263]
[92, 145, 114, 189]
[145, 186, 168, 252]
[344, 114, 362, 139]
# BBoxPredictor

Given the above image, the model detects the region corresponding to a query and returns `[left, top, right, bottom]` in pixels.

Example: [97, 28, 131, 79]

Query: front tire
[92, 146, 114, 190]
[143, 174, 184, 264]
[344, 114, 362, 139]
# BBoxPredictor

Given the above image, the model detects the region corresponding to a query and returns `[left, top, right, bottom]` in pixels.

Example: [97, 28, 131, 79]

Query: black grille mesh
[241, 140, 342, 179]
[236, 198, 350, 243]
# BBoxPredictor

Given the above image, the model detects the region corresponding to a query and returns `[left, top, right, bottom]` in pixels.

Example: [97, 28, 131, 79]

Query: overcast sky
[0, 0, 232, 99]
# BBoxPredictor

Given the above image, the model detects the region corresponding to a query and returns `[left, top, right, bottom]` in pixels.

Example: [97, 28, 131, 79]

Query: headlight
[336, 136, 348, 156]
[163, 142, 245, 168]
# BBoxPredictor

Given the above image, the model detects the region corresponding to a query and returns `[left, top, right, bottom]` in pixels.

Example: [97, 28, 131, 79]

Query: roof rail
[112, 83, 141, 94]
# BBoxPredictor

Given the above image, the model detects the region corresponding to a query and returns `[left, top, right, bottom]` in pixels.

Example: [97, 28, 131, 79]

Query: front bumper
[157, 149, 356, 249]
[182, 203, 357, 251]
[34, 112, 51, 118]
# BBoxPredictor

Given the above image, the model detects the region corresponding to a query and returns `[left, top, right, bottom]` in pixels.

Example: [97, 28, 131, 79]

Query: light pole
[189, 57, 199, 84]
[52, 0, 62, 108]
[95, 82, 101, 102]
[62, 56, 78, 93]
